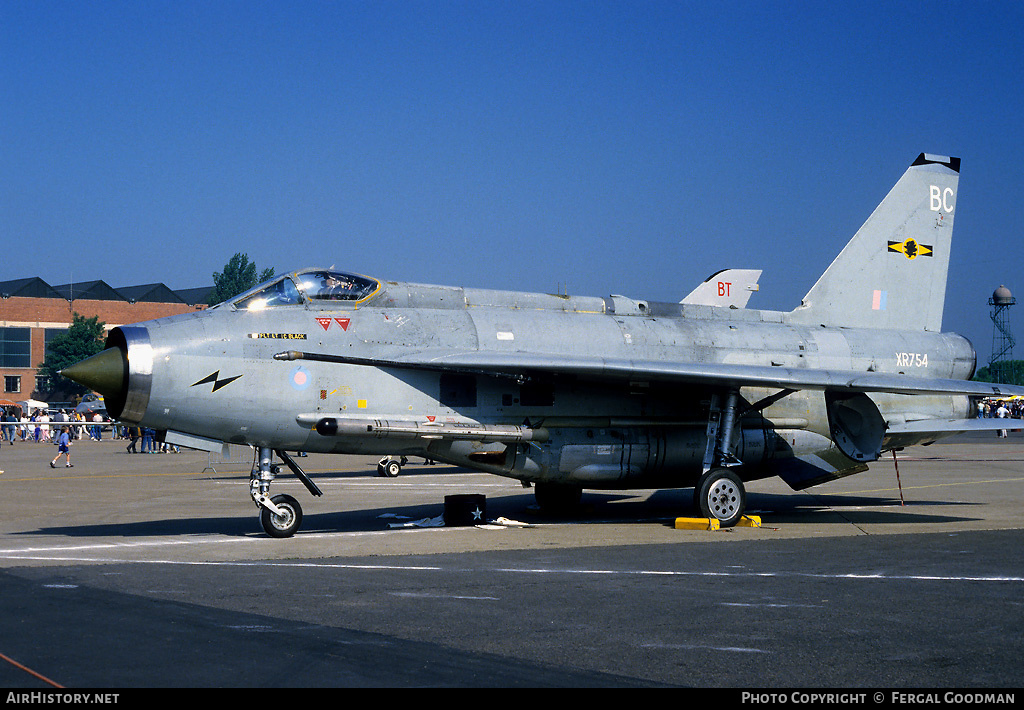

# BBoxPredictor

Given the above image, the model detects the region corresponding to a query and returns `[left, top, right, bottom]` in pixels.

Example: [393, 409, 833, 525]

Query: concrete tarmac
[1, 430, 1023, 688]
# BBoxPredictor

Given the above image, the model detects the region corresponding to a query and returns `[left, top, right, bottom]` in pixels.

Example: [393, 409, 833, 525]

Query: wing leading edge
[274, 348, 1024, 399]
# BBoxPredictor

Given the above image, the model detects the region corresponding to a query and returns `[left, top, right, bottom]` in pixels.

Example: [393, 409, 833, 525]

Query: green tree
[38, 314, 106, 395]
[975, 360, 1024, 385]
[207, 253, 276, 305]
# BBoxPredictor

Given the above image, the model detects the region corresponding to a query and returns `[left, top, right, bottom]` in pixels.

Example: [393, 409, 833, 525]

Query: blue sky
[3, 1, 1023, 364]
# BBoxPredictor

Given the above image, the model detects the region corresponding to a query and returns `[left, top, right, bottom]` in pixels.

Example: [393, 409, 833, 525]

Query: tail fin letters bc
[789, 153, 959, 332]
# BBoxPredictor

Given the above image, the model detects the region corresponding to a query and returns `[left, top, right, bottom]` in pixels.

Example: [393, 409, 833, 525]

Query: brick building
[0, 277, 212, 401]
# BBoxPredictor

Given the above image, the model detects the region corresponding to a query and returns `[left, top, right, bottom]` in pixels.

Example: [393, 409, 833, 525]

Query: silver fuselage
[107, 279, 975, 490]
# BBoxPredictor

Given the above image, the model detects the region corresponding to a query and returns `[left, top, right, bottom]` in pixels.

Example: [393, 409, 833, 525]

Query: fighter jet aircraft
[62, 153, 1024, 537]
[74, 393, 107, 418]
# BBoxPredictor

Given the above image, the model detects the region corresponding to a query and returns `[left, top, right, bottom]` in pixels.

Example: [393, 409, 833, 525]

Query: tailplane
[789, 154, 959, 331]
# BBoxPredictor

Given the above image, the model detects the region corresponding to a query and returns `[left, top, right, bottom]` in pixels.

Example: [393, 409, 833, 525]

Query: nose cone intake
[60, 347, 127, 402]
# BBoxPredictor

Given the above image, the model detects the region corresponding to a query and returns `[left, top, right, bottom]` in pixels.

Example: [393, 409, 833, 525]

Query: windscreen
[293, 270, 379, 302]
[232, 276, 303, 311]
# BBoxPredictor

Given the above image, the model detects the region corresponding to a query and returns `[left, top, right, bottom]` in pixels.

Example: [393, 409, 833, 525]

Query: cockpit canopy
[230, 269, 380, 311]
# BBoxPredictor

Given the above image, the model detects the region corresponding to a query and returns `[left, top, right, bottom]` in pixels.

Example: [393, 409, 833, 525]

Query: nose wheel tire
[695, 468, 746, 528]
[378, 459, 402, 477]
[259, 493, 303, 538]
[377, 456, 405, 477]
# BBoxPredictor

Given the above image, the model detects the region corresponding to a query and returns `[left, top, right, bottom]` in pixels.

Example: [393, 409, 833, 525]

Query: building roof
[0, 277, 63, 299]
[0, 276, 213, 304]
[117, 283, 186, 304]
[52, 280, 126, 302]
[173, 286, 216, 306]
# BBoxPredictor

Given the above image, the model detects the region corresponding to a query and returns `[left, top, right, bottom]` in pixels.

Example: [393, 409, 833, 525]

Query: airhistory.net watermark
[6, 693, 119, 705]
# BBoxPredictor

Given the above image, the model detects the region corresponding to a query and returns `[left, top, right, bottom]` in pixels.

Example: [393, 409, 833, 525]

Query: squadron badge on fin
[888, 238, 933, 259]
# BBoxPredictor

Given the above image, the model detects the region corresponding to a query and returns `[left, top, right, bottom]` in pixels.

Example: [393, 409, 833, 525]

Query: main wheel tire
[383, 459, 402, 477]
[694, 468, 746, 528]
[260, 493, 303, 538]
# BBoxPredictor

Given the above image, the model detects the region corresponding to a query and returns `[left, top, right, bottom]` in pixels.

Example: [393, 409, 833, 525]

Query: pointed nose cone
[60, 347, 127, 401]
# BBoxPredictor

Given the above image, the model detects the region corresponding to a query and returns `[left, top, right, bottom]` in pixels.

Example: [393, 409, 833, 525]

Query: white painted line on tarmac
[1, 547, 1022, 584]
[641, 642, 770, 654]
[0, 529, 408, 559]
[720, 602, 822, 608]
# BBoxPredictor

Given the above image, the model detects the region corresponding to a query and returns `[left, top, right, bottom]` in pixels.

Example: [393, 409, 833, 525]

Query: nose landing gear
[251, 447, 321, 537]
[377, 455, 406, 477]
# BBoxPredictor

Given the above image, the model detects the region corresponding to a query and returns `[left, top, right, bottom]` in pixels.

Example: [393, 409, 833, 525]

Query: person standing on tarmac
[996, 401, 1010, 438]
[50, 426, 73, 468]
[126, 426, 140, 453]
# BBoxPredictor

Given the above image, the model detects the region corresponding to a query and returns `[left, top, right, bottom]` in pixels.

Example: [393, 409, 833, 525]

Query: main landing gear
[696, 389, 748, 527]
[695, 386, 794, 526]
[251, 447, 322, 538]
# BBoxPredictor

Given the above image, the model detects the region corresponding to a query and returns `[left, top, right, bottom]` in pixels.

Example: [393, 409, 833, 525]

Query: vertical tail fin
[682, 269, 761, 307]
[789, 154, 959, 331]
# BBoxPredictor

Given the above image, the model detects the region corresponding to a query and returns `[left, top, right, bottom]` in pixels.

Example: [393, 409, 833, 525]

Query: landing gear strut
[694, 387, 796, 526]
[697, 390, 747, 527]
[251, 447, 322, 537]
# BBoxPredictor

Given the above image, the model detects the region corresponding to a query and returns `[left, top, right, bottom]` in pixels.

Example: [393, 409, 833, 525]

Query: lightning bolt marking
[191, 371, 242, 392]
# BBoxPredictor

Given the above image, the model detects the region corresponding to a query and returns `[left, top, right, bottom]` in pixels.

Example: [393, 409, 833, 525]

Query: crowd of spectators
[0, 407, 177, 452]
[977, 398, 1024, 419]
